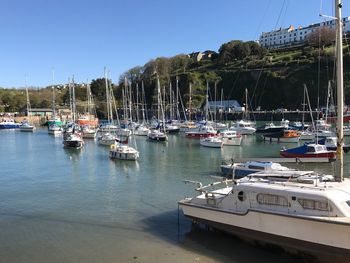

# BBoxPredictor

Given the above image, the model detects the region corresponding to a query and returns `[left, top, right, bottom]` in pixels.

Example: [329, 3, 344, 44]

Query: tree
[246, 41, 267, 58]
[218, 40, 250, 63]
[169, 54, 190, 73]
[307, 26, 336, 49]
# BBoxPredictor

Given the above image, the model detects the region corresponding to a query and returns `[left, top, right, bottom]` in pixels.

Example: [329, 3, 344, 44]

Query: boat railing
[183, 178, 235, 193]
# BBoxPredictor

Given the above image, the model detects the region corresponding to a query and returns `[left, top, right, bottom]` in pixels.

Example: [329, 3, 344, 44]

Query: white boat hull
[222, 136, 242, 146]
[179, 201, 350, 257]
[19, 126, 36, 132]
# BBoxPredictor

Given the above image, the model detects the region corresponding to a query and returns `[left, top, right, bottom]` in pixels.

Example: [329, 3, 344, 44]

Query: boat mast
[205, 81, 209, 121]
[136, 82, 139, 123]
[176, 76, 180, 120]
[335, 0, 344, 181]
[25, 76, 30, 118]
[52, 69, 56, 119]
[104, 67, 111, 124]
[188, 83, 192, 122]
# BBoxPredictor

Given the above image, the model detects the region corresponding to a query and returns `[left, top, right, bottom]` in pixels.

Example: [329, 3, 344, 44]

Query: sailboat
[148, 75, 167, 142]
[228, 89, 256, 135]
[20, 80, 36, 132]
[63, 79, 84, 149]
[80, 83, 98, 139]
[178, 2, 350, 260]
[97, 69, 121, 146]
[48, 71, 63, 136]
[134, 81, 150, 136]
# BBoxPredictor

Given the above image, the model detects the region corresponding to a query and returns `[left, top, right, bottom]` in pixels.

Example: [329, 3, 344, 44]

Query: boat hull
[109, 150, 139, 160]
[263, 136, 300, 143]
[0, 124, 20, 129]
[280, 151, 336, 159]
[179, 201, 350, 261]
[222, 137, 242, 146]
[200, 141, 223, 148]
[185, 133, 216, 138]
[19, 126, 36, 132]
[63, 140, 83, 149]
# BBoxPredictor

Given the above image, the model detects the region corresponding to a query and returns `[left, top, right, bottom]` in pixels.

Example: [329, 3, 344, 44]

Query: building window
[297, 198, 331, 211]
[257, 193, 289, 207]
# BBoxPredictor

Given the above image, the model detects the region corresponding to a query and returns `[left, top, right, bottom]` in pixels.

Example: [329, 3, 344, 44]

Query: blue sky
[0, 0, 348, 88]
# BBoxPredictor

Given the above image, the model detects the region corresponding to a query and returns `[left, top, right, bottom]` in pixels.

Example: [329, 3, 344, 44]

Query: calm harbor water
[0, 128, 349, 263]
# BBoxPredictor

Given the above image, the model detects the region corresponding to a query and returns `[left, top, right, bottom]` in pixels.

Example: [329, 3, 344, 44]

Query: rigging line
[251, 59, 268, 109]
[280, 0, 290, 29]
[226, 67, 241, 99]
[256, 71, 269, 108]
[253, 0, 271, 39]
[274, 0, 287, 30]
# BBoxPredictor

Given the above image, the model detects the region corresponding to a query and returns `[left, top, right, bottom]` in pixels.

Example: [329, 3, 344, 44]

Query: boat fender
[110, 144, 116, 150]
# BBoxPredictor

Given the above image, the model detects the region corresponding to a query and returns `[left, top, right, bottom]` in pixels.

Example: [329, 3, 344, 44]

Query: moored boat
[109, 143, 139, 160]
[219, 130, 242, 146]
[179, 173, 350, 261]
[228, 120, 256, 135]
[262, 130, 300, 143]
[185, 125, 217, 138]
[63, 132, 84, 149]
[0, 118, 20, 129]
[220, 160, 293, 178]
[199, 136, 223, 148]
[148, 129, 167, 141]
[280, 143, 336, 160]
[19, 120, 36, 132]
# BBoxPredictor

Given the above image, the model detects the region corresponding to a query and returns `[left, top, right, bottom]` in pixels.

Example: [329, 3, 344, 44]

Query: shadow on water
[142, 209, 305, 263]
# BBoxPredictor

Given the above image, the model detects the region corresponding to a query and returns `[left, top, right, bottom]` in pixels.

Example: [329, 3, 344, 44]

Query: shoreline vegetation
[1, 36, 350, 120]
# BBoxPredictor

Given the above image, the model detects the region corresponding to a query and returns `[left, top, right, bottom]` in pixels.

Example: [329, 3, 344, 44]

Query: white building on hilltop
[259, 17, 350, 49]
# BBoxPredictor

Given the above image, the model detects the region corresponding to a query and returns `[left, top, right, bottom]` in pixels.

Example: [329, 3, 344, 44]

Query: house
[259, 16, 350, 49]
[204, 100, 244, 112]
[188, 50, 216, 62]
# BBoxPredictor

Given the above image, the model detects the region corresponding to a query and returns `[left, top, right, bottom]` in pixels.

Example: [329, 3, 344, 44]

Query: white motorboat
[97, 133, 118, 146]
[199, 137, 223, 148]
[299, 130, 314, 140]
[229, 120, 256, 135]
[19, 120, 36, 132]
[134, 124, 150, 136]
[0, 118, 20, 129]
[148, 129, 167, 141]
[109, 143, 139, 160]
[63, 132, 84, 149]
[179, 173, 350, 261]
[48, 123, 62, 136]
[219, 130, 242, 146]
[81, 125, 96, 139]
[220, 160, 294, 178]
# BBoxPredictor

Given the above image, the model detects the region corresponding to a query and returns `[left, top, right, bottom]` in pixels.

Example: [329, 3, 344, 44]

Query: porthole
[237, 191, 246, 202]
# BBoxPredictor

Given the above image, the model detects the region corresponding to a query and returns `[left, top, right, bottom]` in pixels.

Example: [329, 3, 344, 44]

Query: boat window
[346, 201, 350, 207]
[307, 146, 315, 153]
[257, 193, 288, 207]
[297, 198, 331, 211]
[237, 191, 246, 202]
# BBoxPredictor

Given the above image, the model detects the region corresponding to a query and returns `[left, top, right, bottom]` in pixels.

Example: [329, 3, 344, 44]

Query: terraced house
[259, 16, 350, 49]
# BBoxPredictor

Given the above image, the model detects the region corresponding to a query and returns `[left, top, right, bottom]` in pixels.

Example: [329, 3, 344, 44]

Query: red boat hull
[280, 151, 336, 159]
[185, 133, 216, 138]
